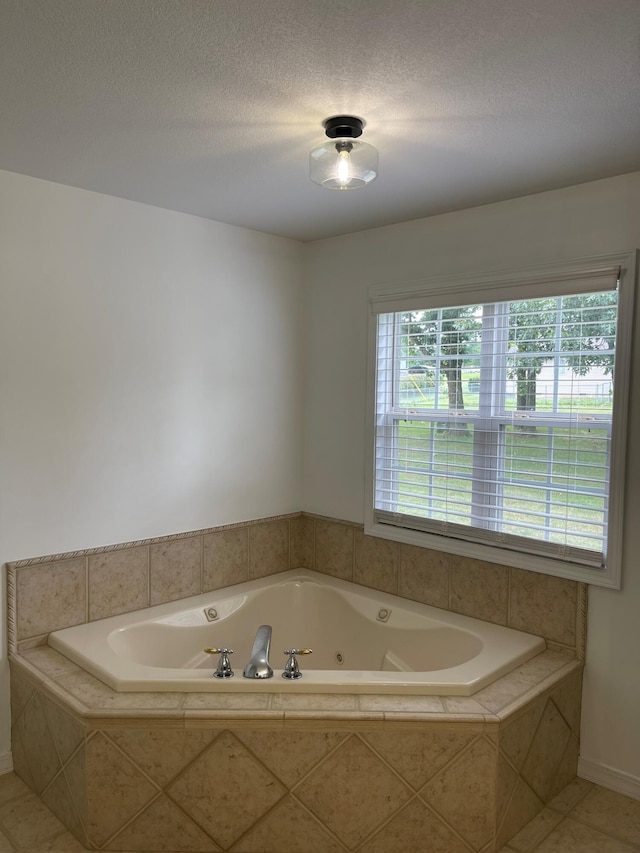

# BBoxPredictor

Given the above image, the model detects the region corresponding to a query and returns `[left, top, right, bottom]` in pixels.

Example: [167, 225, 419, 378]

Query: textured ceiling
[1, 0, 639, 241]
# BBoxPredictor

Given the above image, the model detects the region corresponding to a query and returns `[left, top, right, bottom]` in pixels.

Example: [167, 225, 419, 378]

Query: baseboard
[579, 757, 640, 801]
[0, 752, 13, 775]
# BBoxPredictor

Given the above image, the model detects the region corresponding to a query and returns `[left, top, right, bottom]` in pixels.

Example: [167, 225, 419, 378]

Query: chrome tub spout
[243, 625, 273, 679]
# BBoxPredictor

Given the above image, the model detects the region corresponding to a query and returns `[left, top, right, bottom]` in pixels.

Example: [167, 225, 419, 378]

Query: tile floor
[499, 777, 640, 852]
[0, 770, 638, 852]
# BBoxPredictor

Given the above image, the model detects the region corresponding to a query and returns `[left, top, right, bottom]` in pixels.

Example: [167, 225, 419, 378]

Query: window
[366, 254, 636, 587]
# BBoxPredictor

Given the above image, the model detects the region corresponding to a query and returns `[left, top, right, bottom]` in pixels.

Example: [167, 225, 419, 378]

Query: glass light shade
[309, 138, 378, 189]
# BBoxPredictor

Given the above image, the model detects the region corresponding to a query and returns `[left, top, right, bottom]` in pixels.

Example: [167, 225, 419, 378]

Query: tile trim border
[6, 563, 17, 655]
[5, 512, 303, 569]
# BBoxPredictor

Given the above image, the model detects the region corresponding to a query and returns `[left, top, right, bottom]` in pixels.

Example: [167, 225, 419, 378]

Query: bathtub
[48, 569, 545, 695]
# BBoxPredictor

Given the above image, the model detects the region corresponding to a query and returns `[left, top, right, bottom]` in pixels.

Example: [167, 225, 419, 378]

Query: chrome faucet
[243, 625, 273, 679]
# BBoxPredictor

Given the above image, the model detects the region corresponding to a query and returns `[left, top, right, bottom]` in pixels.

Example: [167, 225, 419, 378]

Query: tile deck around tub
[14, 645, 578, 724]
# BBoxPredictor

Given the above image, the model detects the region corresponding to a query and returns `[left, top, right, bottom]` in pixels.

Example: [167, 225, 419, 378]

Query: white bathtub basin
[48, 569, 545, 694]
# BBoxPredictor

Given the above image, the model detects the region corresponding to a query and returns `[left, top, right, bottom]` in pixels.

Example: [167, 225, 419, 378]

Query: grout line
[288, 792, 351, 851]
[145, 545, 150, 609]
[86, 555, 92, 624]
[199, 533, 204, 595]
[84, 556, 89, 626]
[350, 524, 355, 582]
[100, 789, 163, 850]
[284, 730, 351, 794]
[394, 540, 399, 595]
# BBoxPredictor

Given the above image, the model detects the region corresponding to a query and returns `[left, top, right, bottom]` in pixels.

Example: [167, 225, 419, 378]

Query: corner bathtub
[48, 569, 545, 695]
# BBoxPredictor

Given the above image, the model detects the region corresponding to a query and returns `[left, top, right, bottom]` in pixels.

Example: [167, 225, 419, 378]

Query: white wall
[0, 170, 304, 760]
[302, 172, 640, 792]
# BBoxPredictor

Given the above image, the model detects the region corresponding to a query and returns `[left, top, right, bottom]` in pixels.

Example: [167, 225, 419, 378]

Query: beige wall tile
[40, 694, 84, 765]
[510, 569, 578, 647]
[521, 700, 571, 803]
[450, 556, 509, 624]
[289, 514, 314, 569]
[107, 794, 218, 852]
[13, 694, 61, 794]
[249, 520, 289, 579]
[63, 744, 86, 828]
[554, 734, 580, 796]
[315, 520, 354, 580]
[203, 527, 248, 591]
[550, 669, 583, 735]
[497, 752, 520, 826]
[40, 769, 86, 844]
[500, 698, 545, 772]
[364, 729, 478, 789]
[85, 733, 159, 847]
[9, 720, 36, 792]
[16, 559, 86, 640]
[295, 734, 411, 849]
[365, 797, 471, 853]
[232, 794, 344, 853]
[497, 777, 545, 850]
[236, 730, 347, 787]
[108, 728, 216, 787]
[398, 543, 449, 609]
[9, 664, 35, 723]
[354, 532, 398, 594]
[421, 736, 497, 850]
[88, 547, 148, 621]
[150, 536, 201, 605]
[167, 731, 285, 850]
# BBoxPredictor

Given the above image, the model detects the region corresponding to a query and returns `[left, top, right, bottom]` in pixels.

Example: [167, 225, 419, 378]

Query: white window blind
[368, 258, 634, 586]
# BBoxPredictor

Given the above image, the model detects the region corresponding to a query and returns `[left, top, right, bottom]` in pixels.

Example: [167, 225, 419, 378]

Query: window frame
[365, 251, 637, 589]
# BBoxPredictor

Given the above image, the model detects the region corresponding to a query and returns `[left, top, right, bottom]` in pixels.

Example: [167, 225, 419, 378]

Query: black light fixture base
[323, 115, 364, 139]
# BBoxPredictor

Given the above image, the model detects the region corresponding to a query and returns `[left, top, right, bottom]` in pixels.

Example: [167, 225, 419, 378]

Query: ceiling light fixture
[309, 115, 378, 190]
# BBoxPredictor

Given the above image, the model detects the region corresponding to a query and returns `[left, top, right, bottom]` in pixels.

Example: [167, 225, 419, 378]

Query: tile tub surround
[5, 512, 586, 850]
[10, 646, 582, 853]
[6, 512, 586, 661]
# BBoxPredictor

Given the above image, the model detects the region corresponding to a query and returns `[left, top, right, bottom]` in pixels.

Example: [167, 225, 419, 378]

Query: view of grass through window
[375, 288, 618, 562]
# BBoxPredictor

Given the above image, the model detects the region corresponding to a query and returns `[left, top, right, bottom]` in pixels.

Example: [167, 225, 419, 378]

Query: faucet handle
[204, 647, 234, 679]
[282, 648, 313, 680]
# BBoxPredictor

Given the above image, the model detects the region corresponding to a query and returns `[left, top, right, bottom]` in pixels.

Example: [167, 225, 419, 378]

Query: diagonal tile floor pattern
[0, 769, 639, 852]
